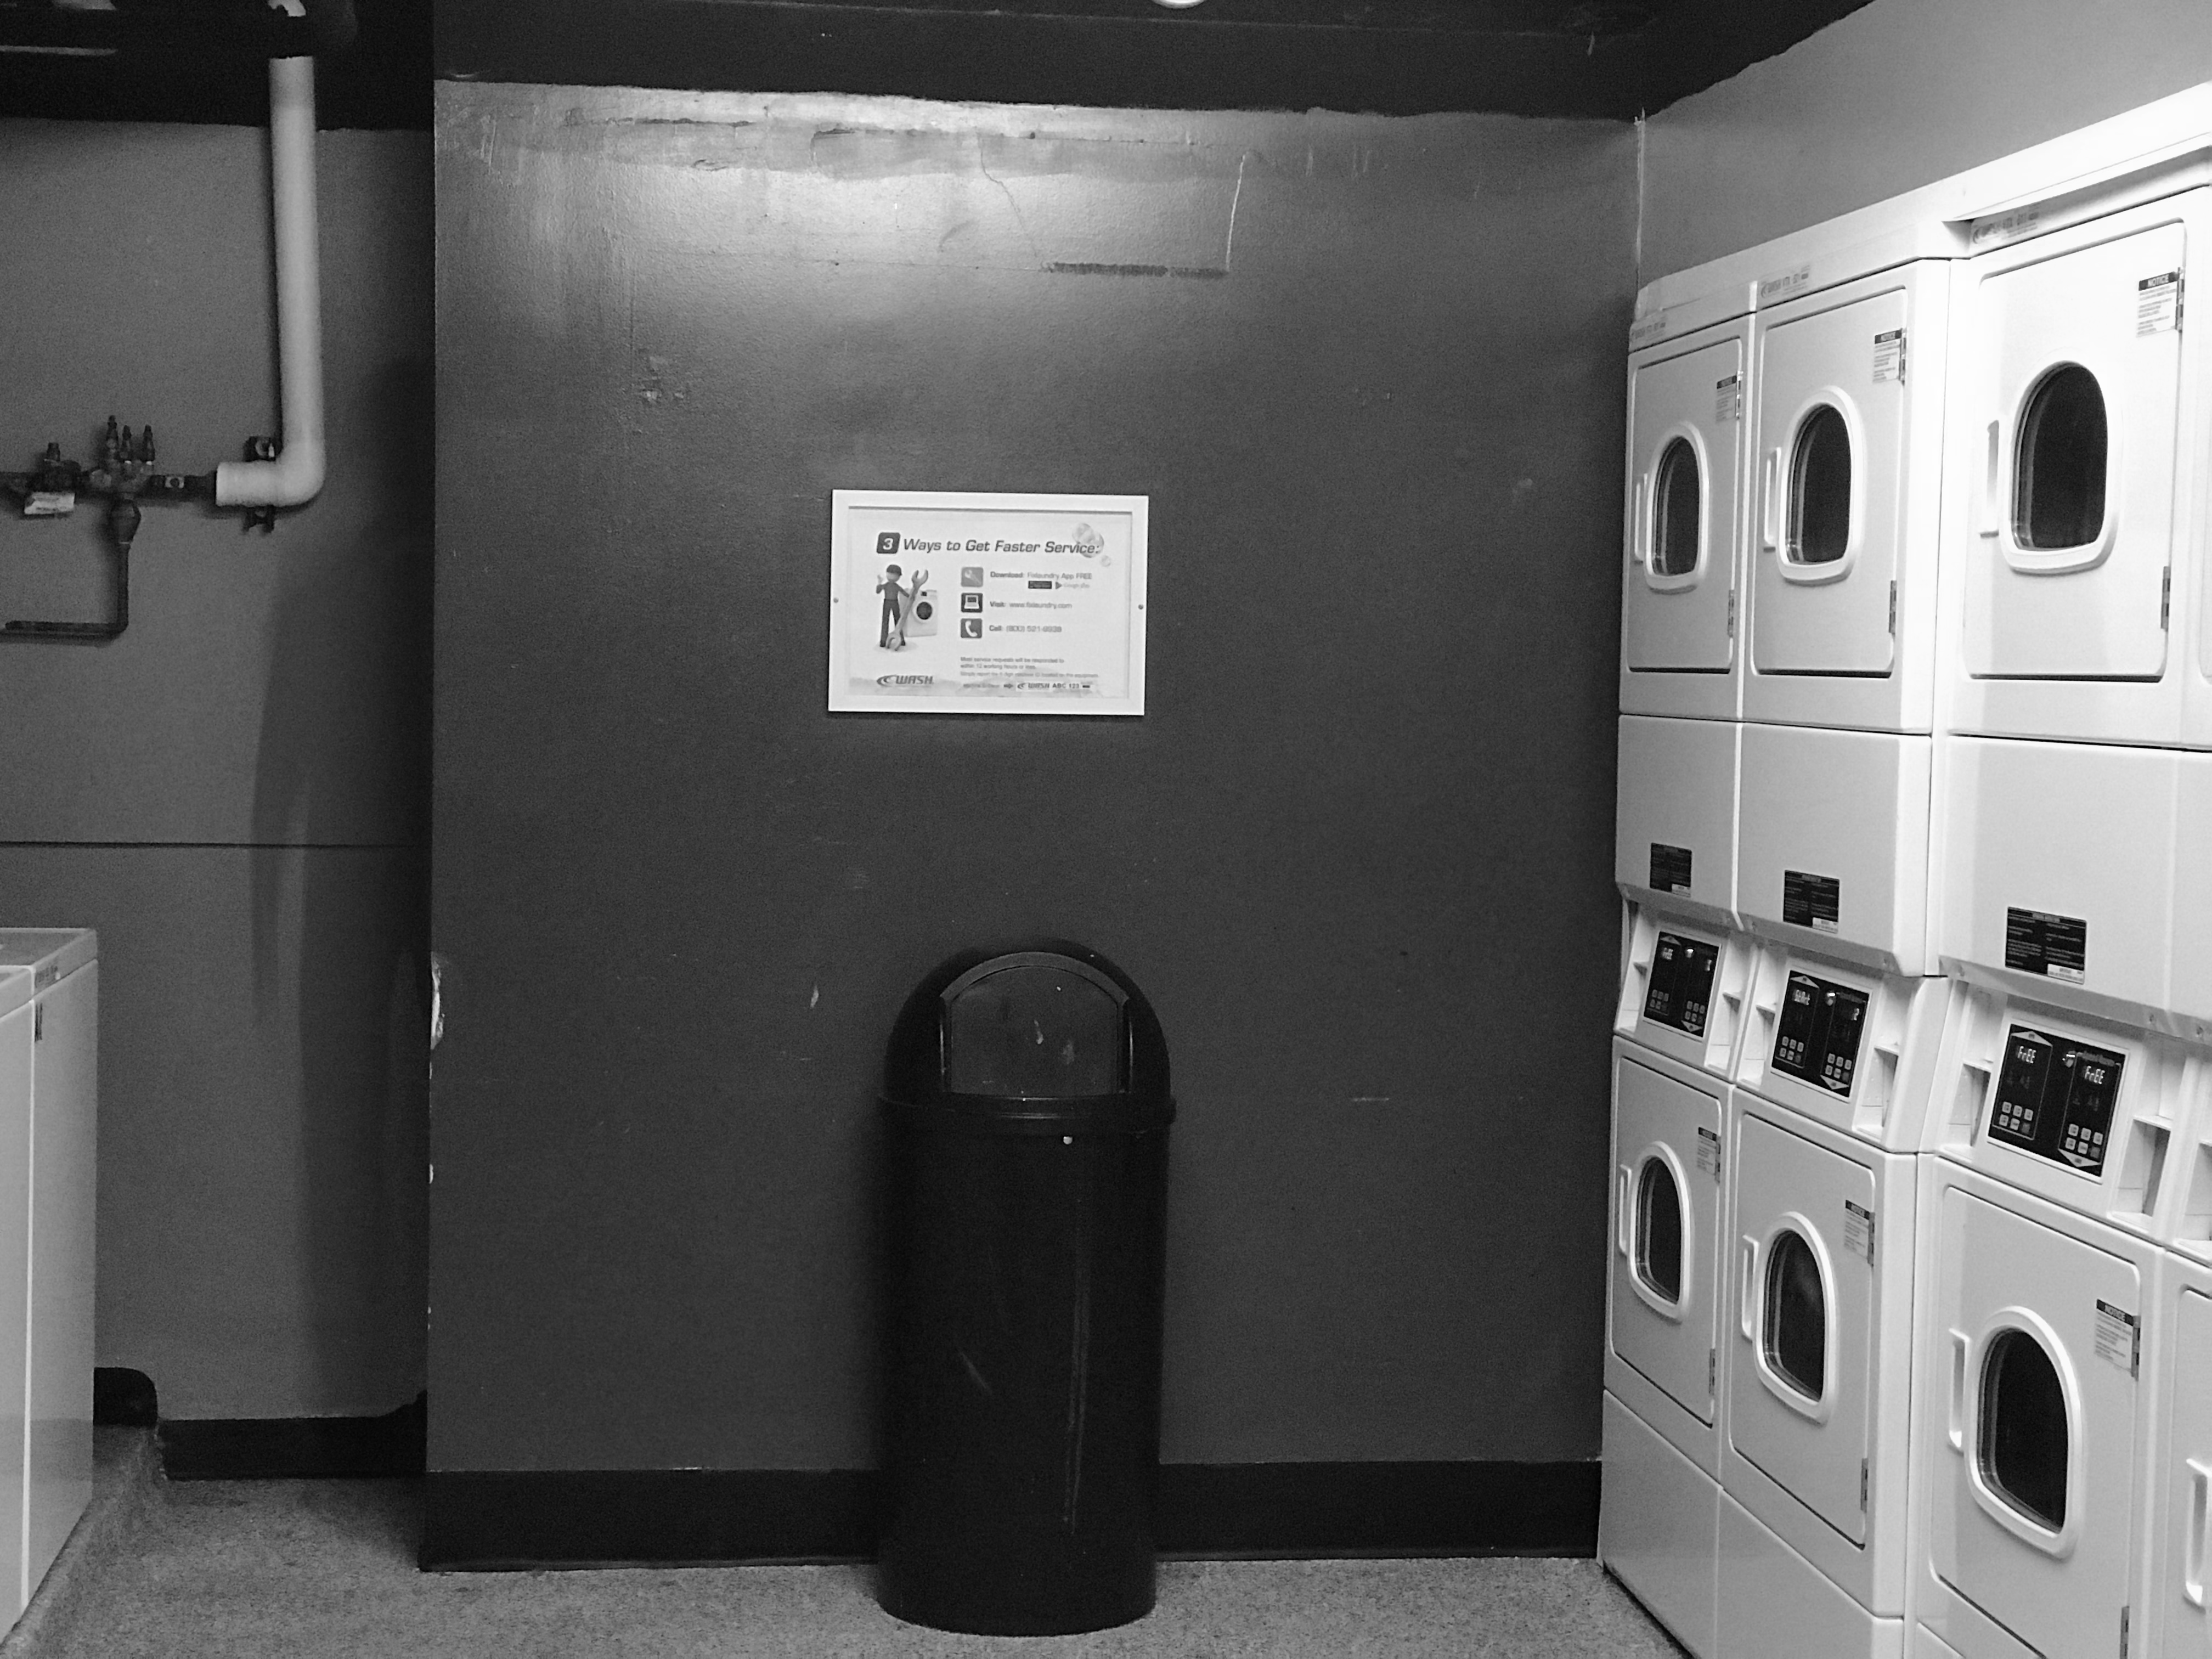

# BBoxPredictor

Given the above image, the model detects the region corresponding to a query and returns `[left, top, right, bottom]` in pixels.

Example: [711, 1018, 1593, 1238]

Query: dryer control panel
[1644, 932, 1718, 1037]
[1770, 971, 1869, 1096]
[1986, 1025, 2126, 1175]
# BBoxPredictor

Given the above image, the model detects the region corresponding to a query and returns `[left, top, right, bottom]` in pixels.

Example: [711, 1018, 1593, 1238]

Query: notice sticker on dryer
[2094, 1300, 2139, 1374]
[2137, 272, 2182, 336]
[1649, 842, 1694, 894]
[2005, 907, 2087, 984]
[1872, 329, 1906, 384]
[1782, 870, 1841, 934]
[1714, 375, 1743, 423]
[1842, 1200, 1875, 1265]
[1696, 1126, 1722, 1179]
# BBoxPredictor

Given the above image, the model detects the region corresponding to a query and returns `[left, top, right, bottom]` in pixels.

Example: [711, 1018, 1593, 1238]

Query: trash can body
[876, 944, 1173, 1636]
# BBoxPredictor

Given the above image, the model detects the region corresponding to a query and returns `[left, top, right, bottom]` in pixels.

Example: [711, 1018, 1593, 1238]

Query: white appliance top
[0, 930, 98, 992]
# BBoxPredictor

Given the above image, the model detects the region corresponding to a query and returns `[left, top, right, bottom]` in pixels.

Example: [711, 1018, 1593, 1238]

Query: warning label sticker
[2006, 907, 2088, 984]
[1696, 1126, 1722, 1179]
[1650, 843, 1694, 895]
[1843, 1200, 1876, 1265]
[1872, 329, 1906, 384]
[2094, 1300, 2139, 1373]
[1784, 870, 1842, 935]
[1714, 375, 1743, 424]
[2138, 272, 2182, 336]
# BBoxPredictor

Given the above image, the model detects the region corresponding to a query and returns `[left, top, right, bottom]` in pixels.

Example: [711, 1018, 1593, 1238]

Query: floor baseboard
[159, 1394, 427, 1480]
[420, 1460, 1599, 1569]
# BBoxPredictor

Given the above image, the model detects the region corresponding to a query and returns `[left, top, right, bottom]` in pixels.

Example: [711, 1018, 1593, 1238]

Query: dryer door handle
[1759, 449, 1781, 551]
[1617, 1166, 1632, 1257]
[1947, 1329, 1971, 1453]
[1739, 1236, 1759, 1341]
[2186, 1457, 2211, 1607]
[1632, 472, 1651, 566]
[1979, 419, 2003, 539]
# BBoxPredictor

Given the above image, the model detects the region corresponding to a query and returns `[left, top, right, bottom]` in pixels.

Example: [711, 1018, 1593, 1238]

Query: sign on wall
[827, 490, 1148, 716]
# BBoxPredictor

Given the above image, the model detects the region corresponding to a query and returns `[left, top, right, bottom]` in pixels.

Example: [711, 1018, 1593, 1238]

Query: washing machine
[1910, 984, 2200, 1659]
[1935, 733, 2180, 1034]
[1616, 715, 1751, 1077]
[1602, 1039, 1730, 1656]
[1621, 265, 1754, 724]
[1942, 147, 2212, 750]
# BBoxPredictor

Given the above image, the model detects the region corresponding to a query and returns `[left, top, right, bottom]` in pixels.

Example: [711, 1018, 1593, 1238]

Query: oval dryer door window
[1635, 1158, 1684, 1305]
[1788, 405, 1853, 566]
[2015, 364, 2108, 552]
[1652, 437, 1702, 578]
[1979, 1327, 2070, 1532]
[1763, 1228, 1827, 1401]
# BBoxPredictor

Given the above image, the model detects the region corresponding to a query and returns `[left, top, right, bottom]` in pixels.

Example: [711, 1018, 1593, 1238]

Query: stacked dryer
[1602, 252, 1758, 1659]
[1717, 206, 1965, 1659]
[1912, 88, 2212, 1659]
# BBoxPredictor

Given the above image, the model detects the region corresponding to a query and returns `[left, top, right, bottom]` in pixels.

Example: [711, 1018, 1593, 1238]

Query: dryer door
[1625, 331, 1743, 676]
[2157, 1276, 2212, 1659]
[1930, 1189, 2141, 1659]
[1751, 287, 1906, 677]
[1611, 1054, 1723, 1426]
[1728, 1111, 1875, 1546]
[1959, 213, 2185, 682]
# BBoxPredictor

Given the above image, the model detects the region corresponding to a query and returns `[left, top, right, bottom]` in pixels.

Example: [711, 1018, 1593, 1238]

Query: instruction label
[2138, 272, 2182, 335]
[1649, 842, 1694, 895]
[2094, 1300, 2140, 1373]
[1714, 374, 1743, 424]
[1843, 1200, 1876, 1265]
[1784, 870, 1842, 934]
[1696, 1125, 1722, 1180]
[1872, 329, 1906, 384]
[2005, 907, 2087, 984]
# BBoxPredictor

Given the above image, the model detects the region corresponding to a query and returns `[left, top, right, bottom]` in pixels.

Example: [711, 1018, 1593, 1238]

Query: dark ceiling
[0, 0, 1874, 127]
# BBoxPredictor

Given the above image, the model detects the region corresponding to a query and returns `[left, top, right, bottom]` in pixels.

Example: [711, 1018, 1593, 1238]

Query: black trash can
[876, 941, 1175, 1636]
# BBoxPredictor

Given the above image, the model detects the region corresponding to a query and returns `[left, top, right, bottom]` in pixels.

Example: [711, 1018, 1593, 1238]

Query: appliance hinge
[32, 1006, 41, 1042]
[1708, 1348, 1717, 1396]
[2162, 568, 2172, 630]
[1726, 590, 1737, 639]
[1888, 581, 1898, 636]
[2121, 1603, 2131, 1657]
[1860, 1459, 1870, 1511]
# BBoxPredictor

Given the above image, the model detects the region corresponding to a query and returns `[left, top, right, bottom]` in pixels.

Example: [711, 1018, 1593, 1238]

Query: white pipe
[216, 55, 325, 509]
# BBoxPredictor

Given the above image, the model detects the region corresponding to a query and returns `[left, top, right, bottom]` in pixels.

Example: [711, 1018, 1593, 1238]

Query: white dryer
[1622, 270, 1754, 723]
[1602, 1039, 1730, 1656]
[1743, 241, 1955, 737]
[1616, 714, 1751, 1077]
[1942, 146, 2212, 749]
[1935, 734, 2180, 1032]
[1911, 986, 2200, 1659]
[2169, 749, 2212, 1041]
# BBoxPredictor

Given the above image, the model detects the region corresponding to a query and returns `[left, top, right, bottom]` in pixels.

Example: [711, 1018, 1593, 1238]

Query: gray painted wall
[1641, 0, 2212, 280]
[0, 121, 431, 1418]
[431, 86, 1638, 1472]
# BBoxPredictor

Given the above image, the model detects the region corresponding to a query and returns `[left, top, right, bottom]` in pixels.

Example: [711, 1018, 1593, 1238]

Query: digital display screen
[1987, 1025, 2126, 1175]
[1643, 932, 1719, 1038]
[1770, 970, 1870, 1097]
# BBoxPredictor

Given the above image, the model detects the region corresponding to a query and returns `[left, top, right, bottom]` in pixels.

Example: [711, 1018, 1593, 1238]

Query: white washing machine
[1935, 734, 2180, 1033]
[1602, 1039, 1730, 1656]
[1743, 240, 1955, 737]
[1942, 149, 2212, 749]
[1910, 984, 2200, 1659]
[1622, 268, 1754, 724]
[1616, 715, 1752, 1077]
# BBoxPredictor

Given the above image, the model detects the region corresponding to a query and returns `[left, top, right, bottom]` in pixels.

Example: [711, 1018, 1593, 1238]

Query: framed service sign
[827, 490, 1148, 716]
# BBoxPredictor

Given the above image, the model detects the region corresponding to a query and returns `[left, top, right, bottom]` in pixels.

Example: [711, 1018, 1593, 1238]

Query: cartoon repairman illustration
[877, 565, 930, 650]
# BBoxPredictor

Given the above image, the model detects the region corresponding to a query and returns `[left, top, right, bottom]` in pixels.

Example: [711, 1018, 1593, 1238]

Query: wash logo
[876, 532, 902, 556]
[877, 673, 935, 687]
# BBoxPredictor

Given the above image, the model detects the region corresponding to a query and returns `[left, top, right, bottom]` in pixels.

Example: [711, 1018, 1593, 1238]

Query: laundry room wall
[0, 119, 432, 1419]
[1640, 0, 2212, 279]
[431, 85, 1639, 1476]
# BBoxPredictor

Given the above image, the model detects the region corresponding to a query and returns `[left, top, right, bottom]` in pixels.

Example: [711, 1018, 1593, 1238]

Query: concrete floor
[15, 1434, 1688, 1658]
